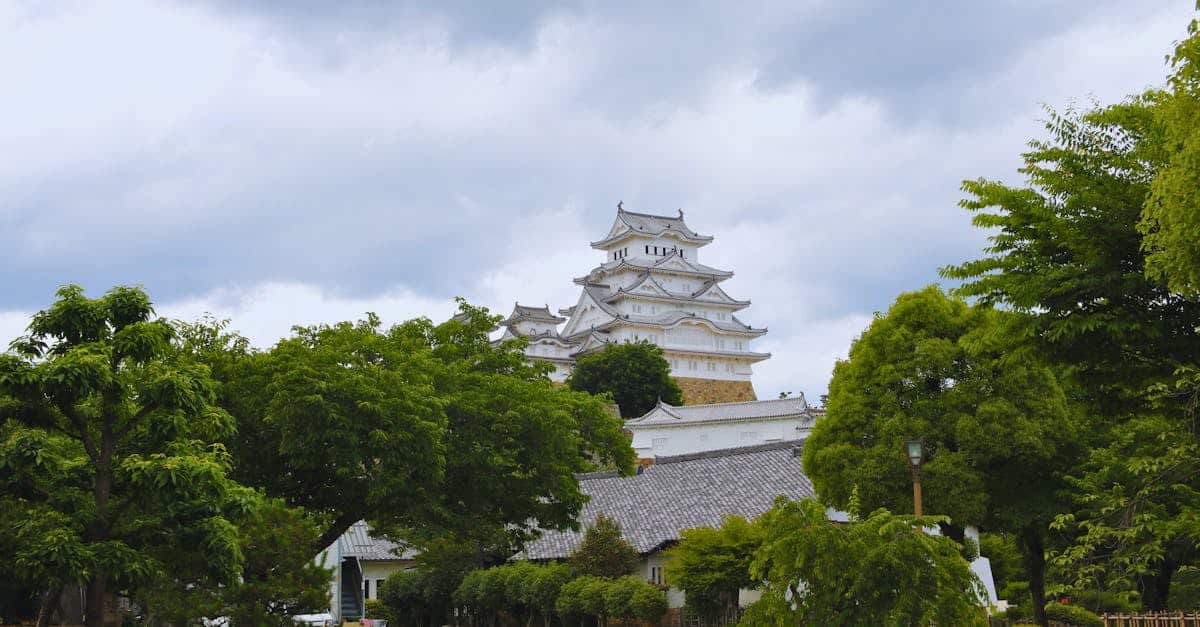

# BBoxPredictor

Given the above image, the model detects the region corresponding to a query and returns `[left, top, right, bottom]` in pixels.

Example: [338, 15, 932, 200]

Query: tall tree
[744, 498, 987, 627]
[1142, 12, 1200, 296]
[567, 341, 683, 418]
[0, 286, 253, 627]
[180, 301, 635, 555]
[802, 286, 1080, 626]
[942, 101, 1200, 415]
[942, 97, 1200, 610]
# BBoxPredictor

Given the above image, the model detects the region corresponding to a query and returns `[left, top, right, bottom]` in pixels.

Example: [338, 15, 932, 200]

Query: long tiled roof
[340, 521, 419, 562]
[518, 441, 815, 560]
[626, 396, 813, 427]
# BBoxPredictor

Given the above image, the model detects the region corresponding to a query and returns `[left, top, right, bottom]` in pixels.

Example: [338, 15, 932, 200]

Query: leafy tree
[665, 515, 762, 617]
[567, 341, 683, 418]
[943, 95, 1200, 610]
[1142, 13, 1200, 295]
[743, 497, 987, 627]
[943, 101, 1200, 414]
[180, 301, 634, 556]
[802, 286, 1080, 626]
[569, 515, 640, 578]
[0, 286, 256, 627]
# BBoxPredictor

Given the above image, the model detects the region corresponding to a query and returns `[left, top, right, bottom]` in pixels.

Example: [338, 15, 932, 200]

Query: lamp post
[906, 438, 924, 517]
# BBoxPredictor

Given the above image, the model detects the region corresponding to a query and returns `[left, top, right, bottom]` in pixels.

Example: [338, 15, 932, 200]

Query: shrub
[630, 583, 669, 623]
[523, 562, 574, 620]
[603, 576, 646, 621]
[1043, 602, 1103, 627]
[556, 576, 591, 620]
[365, 598, 393, 623]
[579, 577, 611, 618]
[570, 515, 640, 578]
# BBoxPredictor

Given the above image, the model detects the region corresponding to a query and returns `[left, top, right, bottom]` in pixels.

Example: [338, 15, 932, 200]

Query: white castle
[499, 205, 769, 401]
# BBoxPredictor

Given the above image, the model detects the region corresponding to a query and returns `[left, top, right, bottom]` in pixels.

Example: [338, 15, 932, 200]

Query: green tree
[180, 301, 635, 556]
[801, 286, 1081, 626]
[1142, 12, 1200, 295]
[942, 96, 1200, 610]
[569, 515, 640, 578]
[942, 101, 1200, 416]
[0, 286, 254, 627]
[665, 515, 762, 617]
[743, 497, 987, 627]
[567, 341, 683, 418]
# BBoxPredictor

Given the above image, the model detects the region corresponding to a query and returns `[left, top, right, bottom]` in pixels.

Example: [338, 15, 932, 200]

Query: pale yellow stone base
[674, 377, 757, 405]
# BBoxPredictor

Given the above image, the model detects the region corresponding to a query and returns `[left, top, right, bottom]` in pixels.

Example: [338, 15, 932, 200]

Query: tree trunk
[36, 587, 61, 627]
[1021, 526, 1048, 627]
[85, 575, 108, 627]
[85, 442, 115, 627]
[1139, 558, 1177, 611]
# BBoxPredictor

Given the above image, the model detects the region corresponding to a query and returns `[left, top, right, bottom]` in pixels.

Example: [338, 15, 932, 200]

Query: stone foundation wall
[674, 377, 757, 405]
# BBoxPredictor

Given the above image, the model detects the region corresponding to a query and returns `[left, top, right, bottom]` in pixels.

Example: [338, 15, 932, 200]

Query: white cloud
[2, 0, 1196, 401]
[159, 282, 455, 348]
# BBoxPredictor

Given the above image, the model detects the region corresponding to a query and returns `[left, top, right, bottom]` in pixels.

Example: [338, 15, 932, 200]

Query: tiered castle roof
[503, 205, 770, 377]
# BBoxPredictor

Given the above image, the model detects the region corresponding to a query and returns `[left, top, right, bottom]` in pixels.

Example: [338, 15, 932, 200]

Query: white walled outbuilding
[626, 396, 816, 459]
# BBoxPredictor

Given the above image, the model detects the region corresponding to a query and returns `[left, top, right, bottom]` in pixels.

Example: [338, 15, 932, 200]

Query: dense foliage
[569, 515, 640, 579]
[0, 286, 259, 627]
[1142, 13, 1200, 295]
[567, 341, 683, 418]
[664, 515, 761, 617]
[801, 285, 1080, 625]
[943, 60, 1200, 613]
[743, 497, 987, 626]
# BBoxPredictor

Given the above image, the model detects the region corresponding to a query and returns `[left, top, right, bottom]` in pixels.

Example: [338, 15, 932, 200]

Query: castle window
[645, 245, 649, 254]
[652, 437, 668, 449]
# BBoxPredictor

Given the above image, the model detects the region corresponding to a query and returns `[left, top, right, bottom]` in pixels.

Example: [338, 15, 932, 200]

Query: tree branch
[312, 511, 363, 557]
[58, 403, 98, 461]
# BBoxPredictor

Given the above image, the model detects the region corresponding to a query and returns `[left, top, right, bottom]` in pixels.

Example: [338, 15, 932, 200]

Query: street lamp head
[906, 438, 924, 468]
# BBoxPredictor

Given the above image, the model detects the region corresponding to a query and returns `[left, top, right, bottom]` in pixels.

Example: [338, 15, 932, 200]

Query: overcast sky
[1, 1, 1195, 401]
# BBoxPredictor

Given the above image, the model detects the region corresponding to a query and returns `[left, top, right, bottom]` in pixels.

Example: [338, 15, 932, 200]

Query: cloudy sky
[1, 1, 1194, 401]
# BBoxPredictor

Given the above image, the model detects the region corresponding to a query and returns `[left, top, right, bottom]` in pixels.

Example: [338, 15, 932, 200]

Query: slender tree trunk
[36, 587, 61, 627]
[1139, 558, 1177, 611]
[1021, 525, 1047, 627]
[85, 443, 115, 627]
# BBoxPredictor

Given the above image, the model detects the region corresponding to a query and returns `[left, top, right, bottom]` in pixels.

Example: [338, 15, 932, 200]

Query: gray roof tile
[627, 396, 813, 427]
[518, 441, 815, 560]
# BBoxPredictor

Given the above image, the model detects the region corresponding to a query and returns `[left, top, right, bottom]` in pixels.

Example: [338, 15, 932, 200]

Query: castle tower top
[591, 205, 714, 255]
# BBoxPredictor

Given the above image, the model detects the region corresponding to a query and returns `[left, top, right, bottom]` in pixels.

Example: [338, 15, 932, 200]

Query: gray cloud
[1, 0, 1194, 398]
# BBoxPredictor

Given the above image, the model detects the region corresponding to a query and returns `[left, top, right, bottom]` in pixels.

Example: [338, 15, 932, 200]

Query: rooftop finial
[617, 201, 624, 212]
[678, 208, 684, 218]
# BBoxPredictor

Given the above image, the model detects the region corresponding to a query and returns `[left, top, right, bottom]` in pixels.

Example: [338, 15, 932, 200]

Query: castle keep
[499, 206, 769, 403]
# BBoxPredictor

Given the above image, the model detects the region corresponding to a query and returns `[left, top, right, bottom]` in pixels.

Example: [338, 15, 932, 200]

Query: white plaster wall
[361, 560, 411, 602]
[640, 552, 687, 608]
[639, 551, 759, 609]
[629, 417, 812, 457]
[665, 353, 753, 381]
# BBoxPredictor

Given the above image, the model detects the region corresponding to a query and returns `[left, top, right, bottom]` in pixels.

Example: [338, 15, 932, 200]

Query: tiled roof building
[520, 441, 814, 560]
